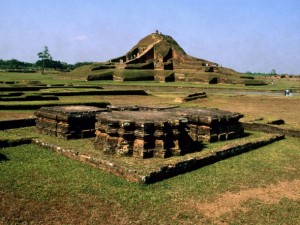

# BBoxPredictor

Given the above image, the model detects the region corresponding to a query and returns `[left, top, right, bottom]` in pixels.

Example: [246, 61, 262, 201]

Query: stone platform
[94, 107, 244, 158]
[35, 106, 107, 139]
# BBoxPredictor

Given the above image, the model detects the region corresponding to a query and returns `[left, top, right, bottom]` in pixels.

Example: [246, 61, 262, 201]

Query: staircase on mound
[125, 39, 162, 65]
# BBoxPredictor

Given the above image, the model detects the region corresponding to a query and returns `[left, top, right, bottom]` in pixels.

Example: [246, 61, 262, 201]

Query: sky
[1, 0, 300, 74]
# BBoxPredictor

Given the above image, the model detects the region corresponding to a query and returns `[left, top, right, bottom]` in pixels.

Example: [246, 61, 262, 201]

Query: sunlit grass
[0, 137, 299, 224]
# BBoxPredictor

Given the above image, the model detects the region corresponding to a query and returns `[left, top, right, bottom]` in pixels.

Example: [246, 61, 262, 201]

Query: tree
[270, 69, 277, 75]
[37, 46, 52, 74]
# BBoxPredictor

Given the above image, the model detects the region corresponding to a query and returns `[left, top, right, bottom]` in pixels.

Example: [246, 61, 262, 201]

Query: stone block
[35, 105, 105, 139]
[116, 138, 133, 156]
[133, 139, 153, 158]
[103, 136, 119, 154]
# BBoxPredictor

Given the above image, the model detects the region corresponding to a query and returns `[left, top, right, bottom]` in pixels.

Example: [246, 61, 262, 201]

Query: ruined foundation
[35, 105, 244, 157]
[94, 111, 198, 158]
[35, 106, 107, 139]
[173, 108, 244, 142]
[94, 107, 244, 158]
[32, 105, 283, 183]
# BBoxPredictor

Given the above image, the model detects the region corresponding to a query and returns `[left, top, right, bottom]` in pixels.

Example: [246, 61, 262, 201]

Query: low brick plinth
[32, 134, 284, 184]
[35, 106, 107, 139]
[94, 107, 244, 159]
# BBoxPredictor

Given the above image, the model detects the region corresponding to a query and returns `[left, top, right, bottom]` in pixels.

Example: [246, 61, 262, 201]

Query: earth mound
[110, 30, 215, 71]
[68, 31, 245, 83]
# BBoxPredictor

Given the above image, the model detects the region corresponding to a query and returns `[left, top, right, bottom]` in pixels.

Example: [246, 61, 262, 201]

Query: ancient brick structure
[95, 111, 195, 158]
[173, 108, 244, 143]
[110, 32, 212, 71]
[35, 106, 106, 139]
[34, 105, 244, 157]
[94, 107, 244, 158]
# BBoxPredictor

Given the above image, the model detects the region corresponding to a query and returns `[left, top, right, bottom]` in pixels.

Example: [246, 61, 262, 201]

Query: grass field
[1, 137, 299, 224]
[0, 71, 299, 224]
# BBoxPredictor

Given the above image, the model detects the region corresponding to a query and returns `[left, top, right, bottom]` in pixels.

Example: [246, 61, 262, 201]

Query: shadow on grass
[242, 132, 252, 138]
[0, 153, 9, 162]
[145, 133, 256, 183]
[200, 132, 252, 150]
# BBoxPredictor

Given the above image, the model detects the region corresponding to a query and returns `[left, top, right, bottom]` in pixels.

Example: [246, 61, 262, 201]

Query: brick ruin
[94, 110, 197, 158]
[35, 106, 106, 139]
[109, 32, 213, 71]
[94, 107, 244, 158]
[34, 105, 244, 159]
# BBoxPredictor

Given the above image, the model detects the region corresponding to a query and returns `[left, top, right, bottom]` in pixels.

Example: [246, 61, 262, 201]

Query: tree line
[0, 46, 92, 73]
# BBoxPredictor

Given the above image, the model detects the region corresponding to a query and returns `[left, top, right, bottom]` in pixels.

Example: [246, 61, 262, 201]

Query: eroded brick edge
[31, 134, 284, 184]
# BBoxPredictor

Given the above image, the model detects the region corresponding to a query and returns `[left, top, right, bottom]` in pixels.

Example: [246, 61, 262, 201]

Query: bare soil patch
[184, 179, 300, 224]
[0, 191, 132, 225]
[0, 111, 36, 121]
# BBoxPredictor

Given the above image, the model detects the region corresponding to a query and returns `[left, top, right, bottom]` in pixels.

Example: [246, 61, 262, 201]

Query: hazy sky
[1, 0, 299, 74]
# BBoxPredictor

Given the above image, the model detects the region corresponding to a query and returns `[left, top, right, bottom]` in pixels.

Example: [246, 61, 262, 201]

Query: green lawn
[1, 137, 299, 224]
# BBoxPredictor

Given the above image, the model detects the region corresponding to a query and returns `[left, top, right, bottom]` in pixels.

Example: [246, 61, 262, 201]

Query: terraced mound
[66, 31, 249, 83]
